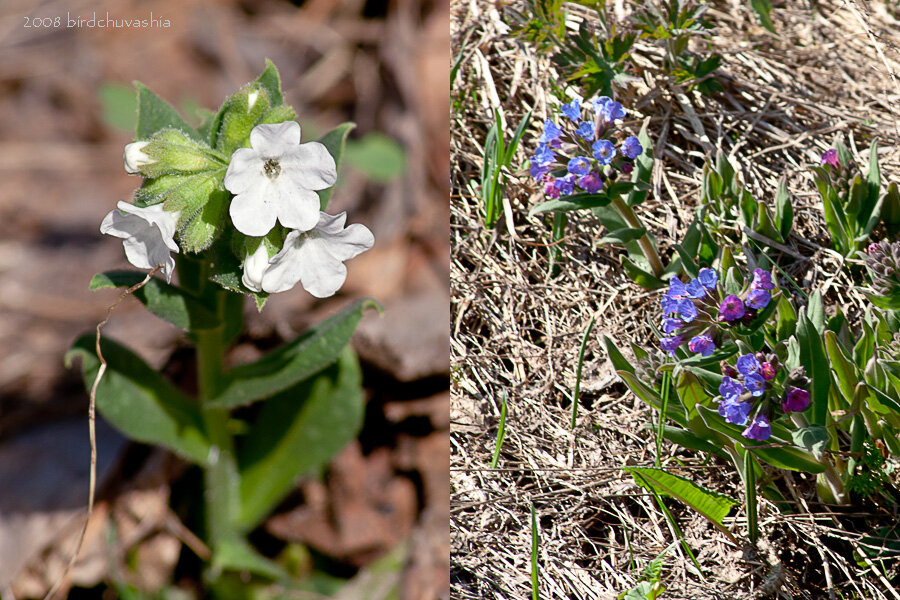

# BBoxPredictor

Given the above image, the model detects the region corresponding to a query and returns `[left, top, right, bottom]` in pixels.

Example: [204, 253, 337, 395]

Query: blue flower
[668, 276, 687, 298]
[676, 298, 698, 323]
[685, 279, 705, 298]
[660, 335, 683, 356]
[554, 174, 575, 196]
[577, 172, 603, 193]
[661, 294, 679, 315]
[622, 136, 643, 159]
[575, 121, 596, 141]
[593, 97, 626, 123]
[746, 289, 771, 310]
[561, 99, 581, 122]
[718, 398, 752, 426]
[718, 295, 745, 322]
[529, 143, 555, 179]
[661, 317, 683, 334]
[742, 413, 771, 441]
[567, 157, 590, 176]
[540, 119, 562, 147]
[688, 334, 716, 357]
[719, 376, 745, 402]
[592, 139, 617, 165]
[698, 268, 718, 290]
[736, 354, 760, 376]
[744, 372, 766, 397]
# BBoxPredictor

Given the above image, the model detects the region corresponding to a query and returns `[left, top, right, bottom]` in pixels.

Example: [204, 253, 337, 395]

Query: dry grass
[451, 0, 900, 598]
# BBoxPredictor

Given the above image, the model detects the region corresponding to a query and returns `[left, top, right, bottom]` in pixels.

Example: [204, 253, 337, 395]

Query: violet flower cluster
[528, 97, 643, 199]
[658, 267, 775, 359]
[718, 354, 811, 441]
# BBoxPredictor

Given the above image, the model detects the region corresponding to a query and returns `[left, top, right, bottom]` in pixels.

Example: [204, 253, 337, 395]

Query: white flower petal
[241, 243, 269, 292]
[260, 212, 374, 297]
[281, 142, 337, 190]
[123, 141, 155, 174]
[100, 201, 180, 281]
[272, 183, 320, 232]
[229, 184, 278, 237]
[224, 147, 263, 194]
[250, 121, 301, 156]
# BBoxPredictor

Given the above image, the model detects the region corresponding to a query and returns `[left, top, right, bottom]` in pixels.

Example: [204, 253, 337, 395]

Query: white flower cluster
[102, 121, 373, 297]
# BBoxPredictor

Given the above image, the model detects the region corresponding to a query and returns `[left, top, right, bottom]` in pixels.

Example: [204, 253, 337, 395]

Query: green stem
[611, 195, 665, 278]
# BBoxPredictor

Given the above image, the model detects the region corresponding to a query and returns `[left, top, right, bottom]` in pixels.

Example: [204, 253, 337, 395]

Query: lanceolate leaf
[236, 348, 364, 531]
[135, 82, 200, 141]
[625, 466, 738, 528]
[90, 271, 220, 331]
[66, 335, 210, 464]
[797, 310, 831, 426]
[210, 298, 380, 408]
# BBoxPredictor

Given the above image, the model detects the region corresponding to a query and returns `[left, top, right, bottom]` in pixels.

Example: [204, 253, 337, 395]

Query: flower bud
[124, 141, 156, 174]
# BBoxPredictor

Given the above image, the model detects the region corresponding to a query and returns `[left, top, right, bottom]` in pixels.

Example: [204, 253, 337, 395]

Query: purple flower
[621, 163, 633, 175]
[554, 174, 575, 196]
[575, 121, 596, 141]
[660, 335, 684, 356]
[719, 376, 745, 402]
[592, 139, 617, 165]
[545, 182, 560, 199]
[782, 388, 810, 413]
[722, 364, 739, 379]
[869, 242, 880, 254]
[744, 372, 766, 396]
[821, 148, 840, 168]
[561, 99, 581, 122]
[698, 268, 718, 289]
[747, 289, 771, 310]
[567, 157, 590, 176]
[718, 295, 746, 322]
[540, 119, 562, 147]
[622, 136, 643, 159]
[736, 354, 760, 375]
[668, 276, 687, 298]
[676, 298, 698, 323]
[750, 268, 774, 291]
[577, 172, 603, 193]
[685, 279, 705, 298]
[662, 317, 683, 334]
[760, 362, 776, 381]
[593, 96, 626, 124]
[743, 413, 771, 441]
[688, 334, 716, 357]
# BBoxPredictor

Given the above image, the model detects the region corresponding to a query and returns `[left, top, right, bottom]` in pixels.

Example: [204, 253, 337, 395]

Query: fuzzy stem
[611, 195, 665, 278]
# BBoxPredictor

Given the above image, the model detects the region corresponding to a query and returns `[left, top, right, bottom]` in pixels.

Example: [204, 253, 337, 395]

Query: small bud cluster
[866, 240, 900, 296]
[718, 355, 810, 441]
[820, 147, 854, 197]
[528, 97, 643, 199]
[659, 267, 776, 358]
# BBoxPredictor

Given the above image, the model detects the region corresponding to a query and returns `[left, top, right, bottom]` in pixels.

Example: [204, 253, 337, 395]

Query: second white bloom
[242, 212, 374, 298]
[224, 121, 337, 237]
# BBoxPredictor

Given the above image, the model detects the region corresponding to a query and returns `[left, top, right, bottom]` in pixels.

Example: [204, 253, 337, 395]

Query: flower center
[263, 158, 281, 180]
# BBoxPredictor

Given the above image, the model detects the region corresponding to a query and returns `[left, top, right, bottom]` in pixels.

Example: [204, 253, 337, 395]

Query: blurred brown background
[0, 0, 449, 597]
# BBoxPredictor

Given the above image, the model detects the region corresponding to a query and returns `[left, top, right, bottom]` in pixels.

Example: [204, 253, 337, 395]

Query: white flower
[224, 121, 337, 237]
[100, 202, 180, 282]
[241, 212, 374, 297]
[123, 141, 155, 174]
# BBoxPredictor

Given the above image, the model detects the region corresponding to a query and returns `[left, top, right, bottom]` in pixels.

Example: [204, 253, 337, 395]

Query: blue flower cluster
[716, 352, 811, 441]
[529, 97, 643, 200]
[717, 268, 775, 323]
[659, 268, 719, 358]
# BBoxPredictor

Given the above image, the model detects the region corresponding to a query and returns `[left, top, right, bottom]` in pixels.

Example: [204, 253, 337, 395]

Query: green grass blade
[743, 449, 759, 543]
[571, 314, 596, 428]
[491, 390, 508, 469]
